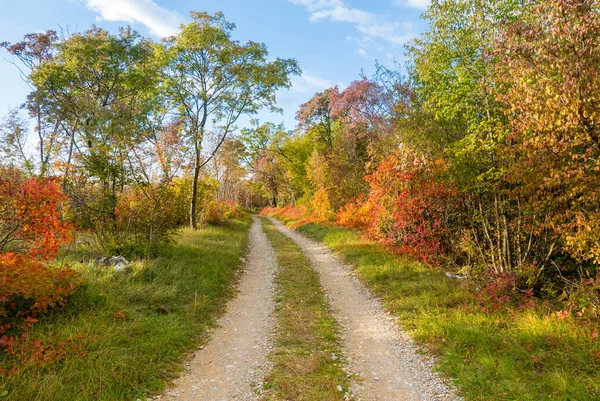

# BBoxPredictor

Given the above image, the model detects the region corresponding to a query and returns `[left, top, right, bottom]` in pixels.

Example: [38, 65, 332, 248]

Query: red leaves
[0, 253, 81, 366]
[0, 168, 73, 259]
[0, 253, 81, 316]
[336, 154, 460, 264]
[0, 168, 80, 366]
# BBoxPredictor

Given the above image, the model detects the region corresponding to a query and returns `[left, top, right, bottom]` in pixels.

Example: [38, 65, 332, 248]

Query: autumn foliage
[0, 168, 73, 258]
[336, 155, 460, 264]
[0, 168, 80, 366]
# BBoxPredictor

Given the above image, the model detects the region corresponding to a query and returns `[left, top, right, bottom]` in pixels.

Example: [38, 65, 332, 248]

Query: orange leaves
[0, 168, 73, 259]
[0, 168, 80, 366]
[336, 195, 371, 230]
[0, 253, 81, 317]
[496, 0, 600, 265]
[335, 154, 461, 264]
[112, 312, 126, 321]
[0, 253, 81, 366]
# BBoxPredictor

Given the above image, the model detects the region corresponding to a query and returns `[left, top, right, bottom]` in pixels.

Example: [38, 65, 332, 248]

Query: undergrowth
[269, 216, 600, 401]
[0, 216, 251, 401]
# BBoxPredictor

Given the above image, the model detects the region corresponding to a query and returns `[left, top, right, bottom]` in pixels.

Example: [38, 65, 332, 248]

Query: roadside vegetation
[0, 217, 251, 401]
[252, 2, 600, 398]
[262, 212, 600, 401]
[261, 218, 350, 401]
[0, 10, 295, 400]
[1, 0, 600, 399]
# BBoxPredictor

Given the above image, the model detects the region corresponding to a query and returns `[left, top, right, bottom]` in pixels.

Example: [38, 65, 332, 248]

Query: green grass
[273, 220, 600, 401]
[0, 216, 252, 401]
[260, 218, 350, 401]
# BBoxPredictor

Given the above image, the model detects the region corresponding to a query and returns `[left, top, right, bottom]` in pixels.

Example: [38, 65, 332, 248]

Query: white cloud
[289, 0, 414, 53]
[394, 0, 430, 10]
[84, 0, 185, 37]
[310, 6, 377, 25]
[289, 0, 343, 12]
[291, 71, 335, 93]
[355, 48, 368, 58]
[356, 20, 414, 45]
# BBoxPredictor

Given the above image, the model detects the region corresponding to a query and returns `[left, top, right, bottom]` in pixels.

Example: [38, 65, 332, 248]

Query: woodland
[1, 1, 600, 400]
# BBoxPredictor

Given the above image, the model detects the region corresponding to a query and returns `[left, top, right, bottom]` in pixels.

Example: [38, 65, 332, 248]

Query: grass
[260, 218, 350, 401]
[268, 218, 600, 401]
[0, 216, 252, 401]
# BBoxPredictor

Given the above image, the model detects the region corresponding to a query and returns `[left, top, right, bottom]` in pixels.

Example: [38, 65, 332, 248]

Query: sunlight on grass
[0, 217, 252, 401]
[291, 222, 600, 401]
[261, 218, 350, 401]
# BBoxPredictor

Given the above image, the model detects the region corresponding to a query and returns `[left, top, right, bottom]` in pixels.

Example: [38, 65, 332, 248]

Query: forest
[1, 0, 600, 400]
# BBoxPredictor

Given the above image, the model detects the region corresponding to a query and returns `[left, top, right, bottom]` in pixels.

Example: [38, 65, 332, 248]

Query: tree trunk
[190, 164, 200, 229]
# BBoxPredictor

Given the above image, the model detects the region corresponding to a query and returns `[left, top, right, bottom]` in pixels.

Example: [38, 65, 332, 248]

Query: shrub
[0, 168, 80, 367]
[336, 155, 461, 264]
[0, 168, 73, 259]
[336, 195, 371, 230]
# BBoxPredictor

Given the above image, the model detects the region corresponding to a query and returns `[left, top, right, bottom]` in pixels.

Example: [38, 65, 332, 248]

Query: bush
[0, 168, 80, 368]
[0, 168, 73, 258]
[0, 253, 81, 323]
[336, 155, 461, 264]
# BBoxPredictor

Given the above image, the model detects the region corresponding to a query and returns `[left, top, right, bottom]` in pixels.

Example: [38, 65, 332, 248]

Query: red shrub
[0, 168, 80, 367]
[0, 168, 73, 259]
[337, 155, 461, 264]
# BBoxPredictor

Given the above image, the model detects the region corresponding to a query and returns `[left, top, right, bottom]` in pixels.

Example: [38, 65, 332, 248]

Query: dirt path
[267, 217, 461, 401]
[161, 216, 277, 401]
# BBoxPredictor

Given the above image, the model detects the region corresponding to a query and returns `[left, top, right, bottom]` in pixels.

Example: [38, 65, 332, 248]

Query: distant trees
[257, 0, 600, 301]
[1, 11, 299, 253]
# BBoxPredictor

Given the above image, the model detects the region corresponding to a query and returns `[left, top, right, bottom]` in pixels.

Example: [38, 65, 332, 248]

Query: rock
[114, 262, 128, 272]
[445, 272, 467, 280]
[96, 256, 111, 265]
[109, 256, 129, 265]
[96, 255, 130, 272]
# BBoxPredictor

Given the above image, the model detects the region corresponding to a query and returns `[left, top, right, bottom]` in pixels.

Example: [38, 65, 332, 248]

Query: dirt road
[267, 217, 460, 401]
[161, 216, 459, 400]
[161, 216, 277, 401]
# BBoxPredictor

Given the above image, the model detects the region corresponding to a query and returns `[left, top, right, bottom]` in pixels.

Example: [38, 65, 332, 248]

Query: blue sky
[0, 0, 429, 130]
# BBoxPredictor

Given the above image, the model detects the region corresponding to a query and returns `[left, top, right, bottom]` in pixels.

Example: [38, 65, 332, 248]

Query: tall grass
[0, 217, 251, 401]
[288, 222, 600, 401]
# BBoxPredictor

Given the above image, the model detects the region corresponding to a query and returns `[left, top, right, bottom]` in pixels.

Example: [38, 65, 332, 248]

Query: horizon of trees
[1, 0, 599, 310]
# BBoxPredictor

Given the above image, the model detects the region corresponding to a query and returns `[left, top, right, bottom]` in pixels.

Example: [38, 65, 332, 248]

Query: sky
[0, 0, 430, 131]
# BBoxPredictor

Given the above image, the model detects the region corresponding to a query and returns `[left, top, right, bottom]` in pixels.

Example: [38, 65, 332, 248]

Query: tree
[240, 121, 287, 171]
[31, 26, 161, 247]
[2, 31, 60, 177]
[255, 153, 287, 207]
[407, 0, 536, 275]
[0, 109, 33, 173]
[161, 11, 300, 229]
[497, 0, 600, 265]
[296, 88, 335, 150]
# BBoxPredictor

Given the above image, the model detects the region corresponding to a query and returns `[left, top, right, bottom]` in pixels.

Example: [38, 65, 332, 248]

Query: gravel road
[160, 216, 277, 401]
[267, 216, 461, 401]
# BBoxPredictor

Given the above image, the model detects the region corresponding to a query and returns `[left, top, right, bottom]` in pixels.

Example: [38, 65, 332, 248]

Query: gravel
[157, 216, 277, 401]
[268, 217, 462, 401]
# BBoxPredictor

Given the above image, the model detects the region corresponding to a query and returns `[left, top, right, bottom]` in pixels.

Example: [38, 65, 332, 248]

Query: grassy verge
[0, 216, 252, 401]
[267, 215, 600, 401]
[260, 218, 350, 401]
